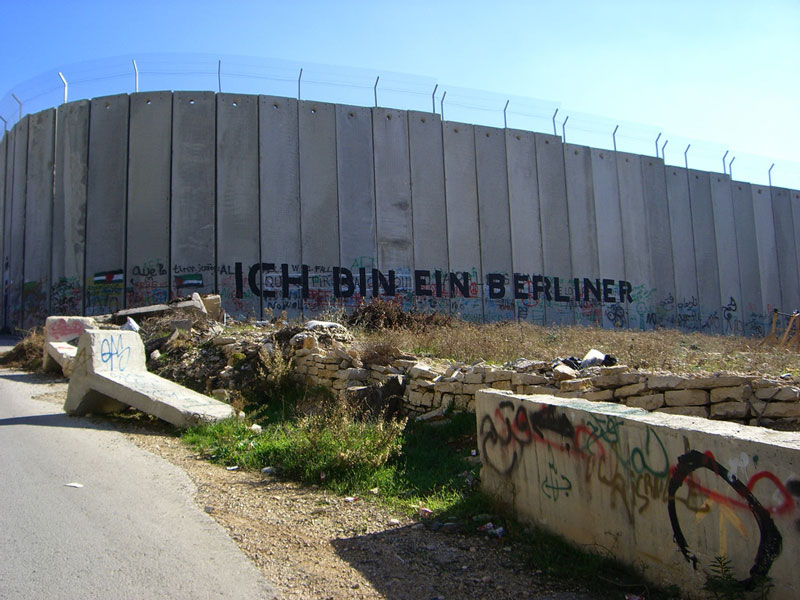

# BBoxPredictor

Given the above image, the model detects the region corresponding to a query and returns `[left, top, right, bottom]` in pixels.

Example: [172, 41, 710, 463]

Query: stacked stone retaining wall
[290, 337, 800, 429]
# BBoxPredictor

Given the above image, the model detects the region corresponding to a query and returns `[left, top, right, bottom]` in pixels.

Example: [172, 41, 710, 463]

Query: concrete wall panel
[793, 190, 800, 313]
[666, 167, 700, 331]
[0, 135, 6, 326]
[259, 96, 302, 319]
[564, 144, 600, 326]
[408, 111, 448, 313]
[443, 122, 482, 321]
[85, 95, 129, 316]
[126, 92, 171, 309]
[688, 170, 721, 333]
[2, 129, 14, 330]
[731, 182, 764, 336]
[22, 109, 55, 329]
[617, 153, 651, 330]
[8, 119, 28, 329]
[506, 129, 544, 324]
[641, 157, 676, 329]
[171, 92, 216, 298]
[336, 105, 375, 310]
[475, 126, 514, 321]
[590, 148, 626, 329]
[770, 187, 800, 315]
[752, 184, 781, 332]
[216, 93, 260, 320]
[536, 133, 572, 325]
[709, 174, 743, 334]
[373, 108, 413, 308]
[299, 101, 338, 314]
[52, 100, 88, 315]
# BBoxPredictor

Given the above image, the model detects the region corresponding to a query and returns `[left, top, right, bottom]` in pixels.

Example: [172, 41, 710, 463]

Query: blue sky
[0, 0, 797, 186]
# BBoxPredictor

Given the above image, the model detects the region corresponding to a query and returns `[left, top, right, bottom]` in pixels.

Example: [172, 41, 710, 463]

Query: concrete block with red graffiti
[477, 389, 800, 598]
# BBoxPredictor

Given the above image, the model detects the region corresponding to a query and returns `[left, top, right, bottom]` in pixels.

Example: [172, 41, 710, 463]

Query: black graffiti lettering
[372, 269, 395, 297]
[434, 270, 443, 297]
[529, 404, 575, 440]
[487, 273, 505, 299]
[247, 263, 276, 298]
[542, 276, 552, 301]
[584, 278, 602, 303]
[282, 264, 309, 299]
[618, 280, 633, 303]
[514, 273, 529, 300]
[414, 270, 432, 297]
[554, 277, 570, 303]
[333, 267, 355, 298]
[450, 272, 471, 298]
[603, 279, 617, 303]
[235, 262, 243, 298]
[667, 450, 782, 589]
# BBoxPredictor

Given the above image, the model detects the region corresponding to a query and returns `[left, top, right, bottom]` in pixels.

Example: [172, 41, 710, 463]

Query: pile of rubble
[31, 293, 800, 431]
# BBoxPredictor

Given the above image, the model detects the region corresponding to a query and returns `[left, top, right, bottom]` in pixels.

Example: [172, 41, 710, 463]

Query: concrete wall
[1, 90, 798, 332]
[477, 389, 800, 598]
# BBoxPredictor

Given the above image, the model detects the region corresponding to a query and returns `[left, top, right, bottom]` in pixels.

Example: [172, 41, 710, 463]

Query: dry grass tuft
[359, 321, 800, 377]
[0, 327, 46, 371]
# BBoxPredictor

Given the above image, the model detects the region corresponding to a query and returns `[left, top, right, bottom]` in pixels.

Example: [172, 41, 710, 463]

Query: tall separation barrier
[1, 91, 798, 334]
[477, 388, 800, 598]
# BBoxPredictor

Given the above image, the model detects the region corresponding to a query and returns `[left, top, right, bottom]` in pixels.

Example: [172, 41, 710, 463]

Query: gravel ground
[31, 382, 599, 600]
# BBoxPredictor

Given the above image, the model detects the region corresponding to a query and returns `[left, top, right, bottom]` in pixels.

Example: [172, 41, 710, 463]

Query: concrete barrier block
[476, 389, 800, 597]
[65, 329, 233, 427]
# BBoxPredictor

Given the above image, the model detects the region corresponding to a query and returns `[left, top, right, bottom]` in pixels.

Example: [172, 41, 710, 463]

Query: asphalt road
[0, 362, 277, 599]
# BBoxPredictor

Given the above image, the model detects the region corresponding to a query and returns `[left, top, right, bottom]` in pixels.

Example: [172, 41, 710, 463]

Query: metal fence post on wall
[0, 116, 6, 131]
[431, 84, 438, 114]
[655, 132, 661, 157]
[561, 115, 569, 142]
[612, 125, 619, 151]
[551, 108, 558, 136]
[440, 91, 447, 121]
[503, 100, 509, 129]
[684, 144, 691, 170]
[132, 59, 139, 93]
[297, 68, 303, 100]
[58, 72, 68, 104]
[661, 139, 668, 161]
[728, 156, 736, 179]
[769, 163, 775, 187]
[373, 76, 379, 108]
[218, 60, 222, 93]
[11, 94, 22, 120]
[722, 150, 729, 174]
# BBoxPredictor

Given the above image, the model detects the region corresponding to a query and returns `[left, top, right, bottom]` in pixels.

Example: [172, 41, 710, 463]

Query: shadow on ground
[330, 524, 597, 600]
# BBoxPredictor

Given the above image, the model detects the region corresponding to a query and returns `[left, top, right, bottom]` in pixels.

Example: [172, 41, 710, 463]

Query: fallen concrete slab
[42, 316, 98, 376]
[64, 329, 233, 427]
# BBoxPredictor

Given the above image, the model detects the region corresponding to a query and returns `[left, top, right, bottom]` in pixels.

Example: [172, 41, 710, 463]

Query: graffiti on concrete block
[86, 269, 123, 316]
[668, 450, 782, 589]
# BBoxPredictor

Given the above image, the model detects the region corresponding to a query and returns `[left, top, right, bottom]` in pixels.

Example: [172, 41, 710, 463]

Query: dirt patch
[114, 421, 596, 599]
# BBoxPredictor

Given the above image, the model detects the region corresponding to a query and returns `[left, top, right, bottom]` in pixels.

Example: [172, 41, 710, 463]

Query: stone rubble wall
[289, 337, 800, 429]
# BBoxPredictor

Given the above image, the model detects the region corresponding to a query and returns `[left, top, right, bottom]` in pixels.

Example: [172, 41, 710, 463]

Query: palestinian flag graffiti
[175, 273, 204, 288]
[93, 270, 124, 284]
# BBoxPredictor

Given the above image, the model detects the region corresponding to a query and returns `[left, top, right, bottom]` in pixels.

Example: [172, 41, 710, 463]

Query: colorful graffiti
[479, 397, 798, 586]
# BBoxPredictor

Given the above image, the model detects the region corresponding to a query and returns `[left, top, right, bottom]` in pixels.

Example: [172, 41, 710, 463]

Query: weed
[704, 555, 774, 600]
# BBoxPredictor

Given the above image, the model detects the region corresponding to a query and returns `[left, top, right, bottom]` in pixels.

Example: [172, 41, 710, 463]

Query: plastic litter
[120, 317, 140, 332]
[579, 349, 618, 369]
[261, 466, 277, 475]
[249, 423, 262, 433]
[418, 507, 434, 518]
[64, 482, 84, 488]
[226, 466, 239, 471]
[344, 496, 358, 502]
